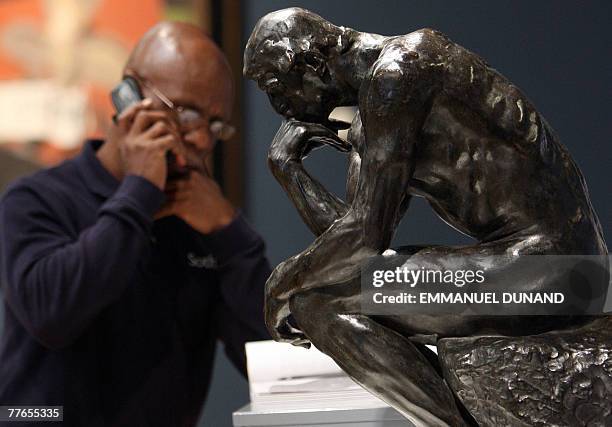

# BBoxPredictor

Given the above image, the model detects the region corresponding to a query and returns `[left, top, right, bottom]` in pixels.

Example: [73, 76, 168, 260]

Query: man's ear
[303, 51, 327, 77]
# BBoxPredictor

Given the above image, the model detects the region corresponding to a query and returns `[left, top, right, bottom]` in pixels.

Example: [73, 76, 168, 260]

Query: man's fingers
[152, 133, 178, 150]
[155, 203, 175, 220]
[132, 110, 178, 134]
[152, 134, 187, 167]
[155, 197, 189, 219]
[164, 178, 191, 193]
[164, 182, 191, 203]
[116, 99, 153, 131]
[145, 120, 181, 140]
[165, 191, 190, 204]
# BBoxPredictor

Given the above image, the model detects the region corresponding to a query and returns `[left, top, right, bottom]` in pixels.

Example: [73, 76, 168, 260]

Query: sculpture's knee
[289, 291, 312, 325]
[291, 291, 329, 334]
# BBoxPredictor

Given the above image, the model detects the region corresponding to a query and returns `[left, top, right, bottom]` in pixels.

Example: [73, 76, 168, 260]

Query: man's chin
[167, 163, 204, 180]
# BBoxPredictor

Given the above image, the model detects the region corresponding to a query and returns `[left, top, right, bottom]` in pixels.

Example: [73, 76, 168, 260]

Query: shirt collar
[76, 139, 120, 199]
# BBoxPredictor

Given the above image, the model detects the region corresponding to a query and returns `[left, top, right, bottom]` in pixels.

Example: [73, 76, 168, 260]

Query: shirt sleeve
[195, 213, 272, 371]
[0, 175, 165, 350]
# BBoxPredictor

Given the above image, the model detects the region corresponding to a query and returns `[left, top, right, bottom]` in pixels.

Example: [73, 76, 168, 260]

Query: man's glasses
[127, 72, 236, 141]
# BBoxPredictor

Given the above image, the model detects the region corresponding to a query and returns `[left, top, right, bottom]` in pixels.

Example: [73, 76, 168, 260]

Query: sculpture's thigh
[373, 239, 597, 341]
[290, 239, 595, 344]
[372, 313, 583, 344]
[289, 280, 362, 341]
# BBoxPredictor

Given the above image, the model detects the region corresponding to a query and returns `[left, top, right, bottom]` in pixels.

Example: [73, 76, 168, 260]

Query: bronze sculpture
[244, 8, 609, 426]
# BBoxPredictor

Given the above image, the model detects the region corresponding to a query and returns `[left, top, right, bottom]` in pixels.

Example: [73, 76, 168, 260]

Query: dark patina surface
[244, 8, 609, 426]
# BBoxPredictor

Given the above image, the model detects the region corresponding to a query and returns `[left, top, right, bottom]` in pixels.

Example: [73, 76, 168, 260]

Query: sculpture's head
[244, 8, 350, 123]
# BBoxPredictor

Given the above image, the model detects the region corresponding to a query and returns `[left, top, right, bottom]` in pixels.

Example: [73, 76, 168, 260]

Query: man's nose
[183, 128, 216, 154]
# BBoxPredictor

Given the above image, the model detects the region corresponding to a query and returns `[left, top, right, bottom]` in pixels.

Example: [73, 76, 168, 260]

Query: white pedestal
[233, 403, 414, 427]
[238, 341, 415, 427]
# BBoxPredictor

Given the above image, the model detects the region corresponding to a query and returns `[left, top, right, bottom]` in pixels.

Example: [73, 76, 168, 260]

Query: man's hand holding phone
[110, 99, 187, 190]
[109, 96, 235, 234]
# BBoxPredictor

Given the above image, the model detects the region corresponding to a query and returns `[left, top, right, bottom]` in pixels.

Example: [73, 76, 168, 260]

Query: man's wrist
[205, 206, 237, 234]
[115, 175, 166, 218]
[124, 170, 164, 191]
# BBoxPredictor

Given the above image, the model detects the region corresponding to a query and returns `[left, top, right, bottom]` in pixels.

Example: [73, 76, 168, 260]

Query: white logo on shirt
[187, 252, 218, 269]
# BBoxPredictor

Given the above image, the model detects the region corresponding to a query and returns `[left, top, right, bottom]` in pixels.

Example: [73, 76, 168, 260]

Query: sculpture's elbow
[267, 149, 293, 179]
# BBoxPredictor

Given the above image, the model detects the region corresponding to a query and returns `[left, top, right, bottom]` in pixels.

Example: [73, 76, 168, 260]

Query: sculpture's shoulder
[363, 29, 450, 107]
[374, 28, 451, 69]
[389, 28, 451, 47]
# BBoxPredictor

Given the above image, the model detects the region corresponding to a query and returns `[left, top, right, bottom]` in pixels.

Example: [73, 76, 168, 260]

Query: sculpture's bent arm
[268, 120, 351, 236]
[264, 66, 423, 343]
[266, 57, 428, 304]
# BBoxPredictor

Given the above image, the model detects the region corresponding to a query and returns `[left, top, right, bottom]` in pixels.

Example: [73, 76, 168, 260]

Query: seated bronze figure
[244, 8, 609, 426]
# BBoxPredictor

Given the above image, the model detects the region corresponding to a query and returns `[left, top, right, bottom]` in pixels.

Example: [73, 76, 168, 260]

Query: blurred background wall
[0, 1, 610, 426]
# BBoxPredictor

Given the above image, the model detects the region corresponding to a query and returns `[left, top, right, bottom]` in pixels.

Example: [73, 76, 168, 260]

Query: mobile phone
[111, 77, 188, 179]
[110, 77, 143, 120]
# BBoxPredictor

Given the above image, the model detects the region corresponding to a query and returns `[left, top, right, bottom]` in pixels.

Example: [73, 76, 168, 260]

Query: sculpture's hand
[265, 261, 312, 348]
[265, 296, 311, 348]
[269, 119, 351, 169]
[266, 119, 352, 236]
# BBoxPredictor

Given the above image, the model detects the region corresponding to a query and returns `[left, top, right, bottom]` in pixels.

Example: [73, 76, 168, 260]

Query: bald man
[0, 22, 270, 426]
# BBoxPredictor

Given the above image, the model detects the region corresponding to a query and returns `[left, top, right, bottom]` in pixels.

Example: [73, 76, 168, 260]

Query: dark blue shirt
[0, 140, 271, 426]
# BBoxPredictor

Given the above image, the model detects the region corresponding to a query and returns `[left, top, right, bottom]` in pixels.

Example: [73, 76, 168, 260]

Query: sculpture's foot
[438, 317, 612, 426]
